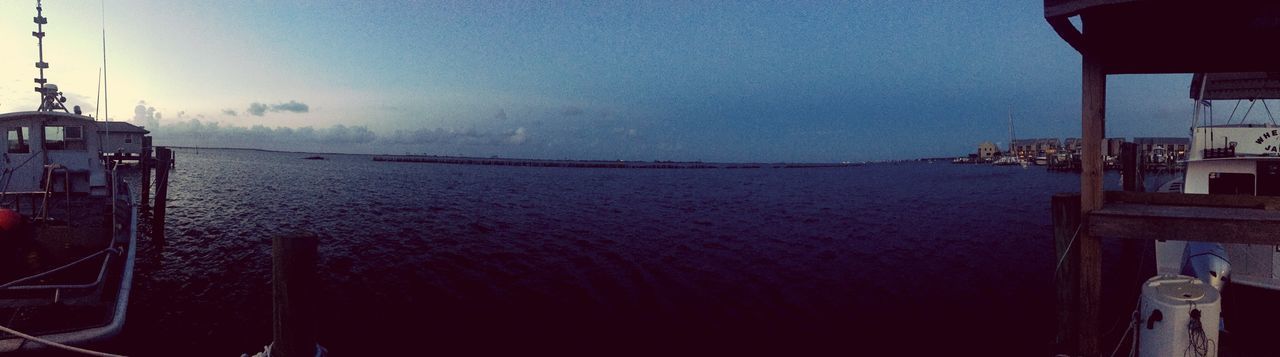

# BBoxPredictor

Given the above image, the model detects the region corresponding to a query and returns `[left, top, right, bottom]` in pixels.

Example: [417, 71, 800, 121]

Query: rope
[0, 323, 125, 357]
[1227, 99, 1241, 125]
[1052, 222, 1082, 281]
[1263, 99, 1276, 126]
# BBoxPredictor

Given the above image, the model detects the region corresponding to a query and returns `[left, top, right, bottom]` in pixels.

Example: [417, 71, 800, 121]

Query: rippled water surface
[112, 148, 1161, 355]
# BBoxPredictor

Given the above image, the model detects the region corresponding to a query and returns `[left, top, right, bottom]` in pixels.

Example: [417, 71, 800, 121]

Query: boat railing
[1203, 146, 1236, 159]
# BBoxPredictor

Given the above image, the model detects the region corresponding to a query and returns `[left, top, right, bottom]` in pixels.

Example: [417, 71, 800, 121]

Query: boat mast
[33, 0, 68, 113]
[1008, 110, 1016, 157]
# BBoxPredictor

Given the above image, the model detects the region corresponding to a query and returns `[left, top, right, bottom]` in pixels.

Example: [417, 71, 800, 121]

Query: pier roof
[1045, 0, 1280, 74]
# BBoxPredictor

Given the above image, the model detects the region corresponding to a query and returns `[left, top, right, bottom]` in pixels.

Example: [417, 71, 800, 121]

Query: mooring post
[272, 234, 318, 357]
[152, 147, 171, 243]
[140, 147, 151, 209]
[1076, 53, 1106, 356]
[1121, 142, 1140, 192]
[1052, 193, 1083, 353]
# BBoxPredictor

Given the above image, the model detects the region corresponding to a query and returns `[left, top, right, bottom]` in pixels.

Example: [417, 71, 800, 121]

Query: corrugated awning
[1191, 73, 1280, 100]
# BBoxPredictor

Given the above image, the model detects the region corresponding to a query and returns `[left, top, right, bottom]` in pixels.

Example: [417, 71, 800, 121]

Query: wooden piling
[1052, 193, 1083, 352]
[140, 147, 151, 209]
[152, 147, 171, 243]
[272, 234, 319, 357]
[1075, 54, 1106, 356]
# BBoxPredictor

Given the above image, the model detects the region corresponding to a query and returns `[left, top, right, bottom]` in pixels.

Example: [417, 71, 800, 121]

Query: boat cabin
[0, 111, 109, 197]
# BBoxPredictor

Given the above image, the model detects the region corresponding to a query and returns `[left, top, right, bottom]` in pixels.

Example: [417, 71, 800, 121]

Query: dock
[1044, 1, 1280, 355]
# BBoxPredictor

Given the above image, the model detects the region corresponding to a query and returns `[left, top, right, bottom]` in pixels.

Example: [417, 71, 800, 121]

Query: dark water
[111, 149, 1168, 356]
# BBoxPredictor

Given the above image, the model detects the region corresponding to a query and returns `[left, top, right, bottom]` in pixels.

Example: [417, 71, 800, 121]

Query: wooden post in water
[140, 147, 152, 209]
[1121, 142, 1141, 192]
[272, 234, 318, 357]
[152, 147, 171, 243]
[1052, 193, 1082, 352]
[1076, 53, 1106, 356]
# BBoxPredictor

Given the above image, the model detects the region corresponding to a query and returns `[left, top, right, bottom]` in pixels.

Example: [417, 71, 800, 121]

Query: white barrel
[1139, 274, 1220, 357]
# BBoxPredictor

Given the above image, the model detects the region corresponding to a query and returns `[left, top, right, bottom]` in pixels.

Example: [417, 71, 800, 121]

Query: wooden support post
[140, 147, 151, 209]
[152, 147, 171, 243]
[1053, 193, 1083, 353]
[1077, 54, 1106, 356]
[1121, 142, 1140, 192]
[272, 234, 318, 357]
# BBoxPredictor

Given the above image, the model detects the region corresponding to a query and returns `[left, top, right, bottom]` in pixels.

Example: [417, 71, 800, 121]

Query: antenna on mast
[33, 0, 68, 113]
[101, 0, 108, 123]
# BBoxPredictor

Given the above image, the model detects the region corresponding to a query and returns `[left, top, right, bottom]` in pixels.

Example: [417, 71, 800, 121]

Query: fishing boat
[0, 1, 137, 352]
[1150, 73, 1280, 353]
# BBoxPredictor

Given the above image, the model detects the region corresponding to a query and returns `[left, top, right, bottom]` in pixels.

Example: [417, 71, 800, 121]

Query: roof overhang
[1190, 72, 1280, 100]
[1046, 0, 1280, 74]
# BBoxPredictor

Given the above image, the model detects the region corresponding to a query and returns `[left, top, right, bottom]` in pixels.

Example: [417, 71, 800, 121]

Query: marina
[4, 0, 1280, 356]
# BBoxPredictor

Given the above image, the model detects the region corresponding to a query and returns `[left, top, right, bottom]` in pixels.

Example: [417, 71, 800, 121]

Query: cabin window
[1208, 172, 1255, 195]
[125, 134, 133, 144]
[44, 125, 85, 150]
[6, 127, 29, 154]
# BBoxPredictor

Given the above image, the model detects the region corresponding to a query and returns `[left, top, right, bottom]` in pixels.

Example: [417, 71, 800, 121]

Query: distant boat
[0, 2, 137, 352]
[1034, 155, 1049, 166]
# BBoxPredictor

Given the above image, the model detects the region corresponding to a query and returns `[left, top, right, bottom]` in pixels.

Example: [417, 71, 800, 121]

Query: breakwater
[372, 155, 858, 169]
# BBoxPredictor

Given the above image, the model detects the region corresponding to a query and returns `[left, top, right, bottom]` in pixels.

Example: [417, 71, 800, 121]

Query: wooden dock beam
[1052, 193, 1083, 351]
[272, 234, 319, 357]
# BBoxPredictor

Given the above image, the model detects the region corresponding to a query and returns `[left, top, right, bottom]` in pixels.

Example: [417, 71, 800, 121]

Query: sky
[0, 1, 1199, 162]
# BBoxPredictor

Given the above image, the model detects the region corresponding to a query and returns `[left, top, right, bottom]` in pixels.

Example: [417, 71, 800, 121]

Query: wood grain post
[152, 147, 171, 243]
[272, 234, 318, 357]
[1053, 193, 1082, 353]
[1077, 54, 1106, 356]
[140, 147, 151, 209]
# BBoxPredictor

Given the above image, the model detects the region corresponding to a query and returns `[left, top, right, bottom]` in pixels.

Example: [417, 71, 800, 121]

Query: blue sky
[0, 1, 1196, 162]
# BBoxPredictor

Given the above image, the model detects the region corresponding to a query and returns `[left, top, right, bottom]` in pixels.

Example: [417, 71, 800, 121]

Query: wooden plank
[1090, 203, 1280, 245]
[1104, 191, 1280, 210]
[1052, 193, 1082, 354]
[1076, 53, 1105, 356]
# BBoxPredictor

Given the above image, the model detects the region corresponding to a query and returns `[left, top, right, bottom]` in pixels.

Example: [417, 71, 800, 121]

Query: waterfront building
[1133, 137, 1189, 161]
[1011, 138, 1061, 159]
[977, 141, 999, 160]
[98, 121, 150, 158]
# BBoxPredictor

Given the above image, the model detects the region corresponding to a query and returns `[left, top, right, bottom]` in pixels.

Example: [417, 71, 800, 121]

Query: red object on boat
[0, 208, 21, 235]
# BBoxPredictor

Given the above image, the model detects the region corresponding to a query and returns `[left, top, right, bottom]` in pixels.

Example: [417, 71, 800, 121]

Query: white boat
[0, 1, 137, 352]
[1156, 72, 1280, 292]
[1034, 155, 1049, 166]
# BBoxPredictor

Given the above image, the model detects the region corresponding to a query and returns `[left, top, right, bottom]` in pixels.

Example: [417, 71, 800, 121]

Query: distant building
[977, 141, 999, 160]
[1011, 138, 1061, 159]
[1134, 137, 1189, 161]
[98, 122, 150, 158]
[1105, 138, 1126, 157]
[1063, 138, 1082, 154]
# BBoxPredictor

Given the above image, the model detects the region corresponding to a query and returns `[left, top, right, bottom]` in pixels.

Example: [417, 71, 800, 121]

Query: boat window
[6, 127, 29, 154]
[125, 134, 133, 144]
[1208, 172, 1255, 195]
[44, 125, 85, 150]
[1257, 162, 1280, 196]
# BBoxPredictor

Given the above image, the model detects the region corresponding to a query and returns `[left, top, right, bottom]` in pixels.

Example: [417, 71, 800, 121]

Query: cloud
[560, 106, 584, 117]
[133, 101, 160, 129]
[271, 100, 309, 113]
[222, 109, 237, 116]
[247, 102, 269, 116]
[160, 118, 376, 145]
[247, 100, 310, 116]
